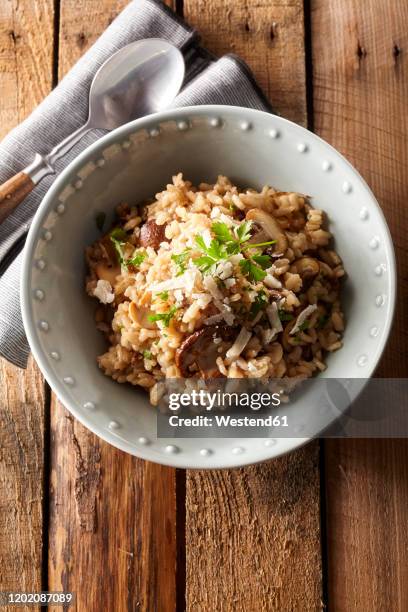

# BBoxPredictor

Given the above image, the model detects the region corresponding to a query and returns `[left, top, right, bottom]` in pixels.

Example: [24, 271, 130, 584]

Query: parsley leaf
[298, 320, 310, 332]
[211, 220, 251, 255]
[249, 290, 268, 319]
[212, 222, 234, 244]
[142, 349, 153, 360]
[235, 220, 253, 244]
[157, 290, 169, 301]
[110, 228, 146, 268]
[194, 255, 218, 273]
[171, 250, 191, 276]
[239, 259, 267, 282]
[194, 236, 228, 273]
[193, 220, 274, 278]
[278, 310, 294, 322]
[148, 306, 178, 328]
[126, 251, 146, 267]
[251, 254, 272, 269]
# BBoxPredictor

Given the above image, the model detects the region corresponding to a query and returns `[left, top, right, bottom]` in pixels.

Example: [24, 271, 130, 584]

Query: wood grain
[312, 1, 408, 610]
[47, 3, 178, 610]
[0, 358, 46, 604]
[48, 411, 176, 611]
[183, 0, 308, 125]
[57, 0, 176, 81]
[186, 447, 322, 611]
[183, 1, 323, 610]
[57, 0, 129, 79]
[0, 0, 55, 138]
[325, 440, 408, 611]
[0, 0, 54, 608]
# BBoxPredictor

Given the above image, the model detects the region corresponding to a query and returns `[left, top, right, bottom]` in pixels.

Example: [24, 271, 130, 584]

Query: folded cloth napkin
[0, 0, 272, 368]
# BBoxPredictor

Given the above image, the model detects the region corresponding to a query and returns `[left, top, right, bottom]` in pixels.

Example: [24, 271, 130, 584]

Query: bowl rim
[20, 104, 397, 468]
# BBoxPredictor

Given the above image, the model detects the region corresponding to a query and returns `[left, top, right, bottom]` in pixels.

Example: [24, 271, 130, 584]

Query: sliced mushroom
[175, 325, 237, 378]
[129, 301, 156, 329]
[247, 228, 270, 245]
[246, 209, 288, 254]
[95, 262, 121, 285]
[290, 257, 320, 278]
[139, 220, 168, 250]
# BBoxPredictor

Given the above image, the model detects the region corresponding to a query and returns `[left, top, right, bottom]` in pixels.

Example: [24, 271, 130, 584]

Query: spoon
[0, 38, 185, 224]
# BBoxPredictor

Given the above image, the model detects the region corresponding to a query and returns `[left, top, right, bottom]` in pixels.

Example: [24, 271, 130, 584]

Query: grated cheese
[290, 304, 318, 335]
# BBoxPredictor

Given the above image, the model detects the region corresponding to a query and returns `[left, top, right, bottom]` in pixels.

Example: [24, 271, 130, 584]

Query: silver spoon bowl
[0, 39, 185, 223]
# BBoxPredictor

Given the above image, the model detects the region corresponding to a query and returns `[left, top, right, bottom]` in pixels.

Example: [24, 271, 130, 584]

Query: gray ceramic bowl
[21, 105, 396, 468]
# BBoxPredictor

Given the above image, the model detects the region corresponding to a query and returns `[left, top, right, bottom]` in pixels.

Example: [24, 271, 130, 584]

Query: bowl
[21, 105, 396, 468]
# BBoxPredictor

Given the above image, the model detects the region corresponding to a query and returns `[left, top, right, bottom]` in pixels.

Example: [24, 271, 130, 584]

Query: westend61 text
[168, 415, 289, 428]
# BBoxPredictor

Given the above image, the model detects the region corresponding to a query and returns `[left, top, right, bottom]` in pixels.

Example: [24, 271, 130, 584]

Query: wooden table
[1, 1, 407, 610]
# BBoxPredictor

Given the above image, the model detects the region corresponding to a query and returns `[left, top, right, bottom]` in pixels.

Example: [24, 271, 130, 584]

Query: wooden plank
[0, 0, 55, 137]
[183, 1, 323, 609]
[47, 3, 177, 610]
[0, 359, 46, 605]
[183, 0, 308, 126]
[56, 0, 129, 79]
[57, 0, 176, 81]
[312, 1, 408, 610]
[48, 412, 176, 611]
[0, 0, 55, 606]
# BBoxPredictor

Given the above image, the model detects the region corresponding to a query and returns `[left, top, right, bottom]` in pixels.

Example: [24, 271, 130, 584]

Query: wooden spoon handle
[0, 172, 35, 224]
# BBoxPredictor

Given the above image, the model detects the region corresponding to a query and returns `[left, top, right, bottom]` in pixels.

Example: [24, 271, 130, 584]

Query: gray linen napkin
[0, 0, 271, 368]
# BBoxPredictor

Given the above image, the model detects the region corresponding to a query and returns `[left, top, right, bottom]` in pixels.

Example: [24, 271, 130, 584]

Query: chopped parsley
[148, 305, 178, 328]
[278, 310, 294, 322]
[110, 227, 128, 241]
[142, 349, 153, 360]
[110, 228, 145, 268]
[249, 290, 268, 319]
[171, 250, 191, 276]
[157, 290, 169, 301]
[126, 251, 146, 267]
[317, 314, 330, 329]
[298, 320, 310, 332]
[95, 211, 106, 232]
[110, 229, 127, 264]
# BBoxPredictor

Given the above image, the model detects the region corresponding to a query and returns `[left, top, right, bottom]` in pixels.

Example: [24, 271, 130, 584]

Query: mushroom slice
[290, 257, 320, 278]
[140, 220, 168, 250]
[95, 262, 121, 285]
[175, 325, 237, 378]
[246, 209, 288, 254]
[129, 301, 156, 329]
[247, 229, 270, 245]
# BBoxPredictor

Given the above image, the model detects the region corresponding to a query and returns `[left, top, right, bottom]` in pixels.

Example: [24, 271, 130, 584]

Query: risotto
[85, 174, 345, 405]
